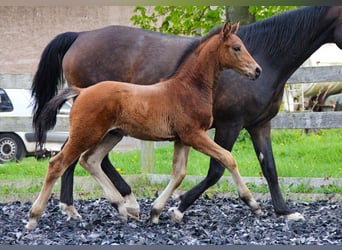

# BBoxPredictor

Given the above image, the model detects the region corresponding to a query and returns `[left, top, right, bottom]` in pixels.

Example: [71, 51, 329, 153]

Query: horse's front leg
[150, 140, 190, 224]
[247, 123, 304, 221]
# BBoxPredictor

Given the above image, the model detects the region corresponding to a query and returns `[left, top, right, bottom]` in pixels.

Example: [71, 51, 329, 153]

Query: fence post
[140, 141, 154, 173]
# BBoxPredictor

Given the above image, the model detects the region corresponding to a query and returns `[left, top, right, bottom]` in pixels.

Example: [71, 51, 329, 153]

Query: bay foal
[26, 22, 261, 230]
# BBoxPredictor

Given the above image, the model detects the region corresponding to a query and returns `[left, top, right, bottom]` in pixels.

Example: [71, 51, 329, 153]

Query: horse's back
[62, 25, 195, 87]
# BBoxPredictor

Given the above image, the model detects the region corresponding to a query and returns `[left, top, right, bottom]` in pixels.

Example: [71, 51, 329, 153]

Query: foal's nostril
[255, 67, 262, 79]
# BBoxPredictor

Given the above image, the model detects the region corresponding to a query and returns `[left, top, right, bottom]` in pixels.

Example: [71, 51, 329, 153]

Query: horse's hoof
[59, 203, 82, 221]
[168, 207, 184, 223]
[124, 194, 140, 220]
[286, 212, 305, 221]
[25, 218, 38, 231]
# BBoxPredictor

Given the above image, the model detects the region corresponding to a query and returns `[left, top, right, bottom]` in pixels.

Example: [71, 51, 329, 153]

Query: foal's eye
[233, 46, 241, 52]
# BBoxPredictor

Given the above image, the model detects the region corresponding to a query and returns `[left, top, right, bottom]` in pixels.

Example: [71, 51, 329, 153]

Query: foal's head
[218, 22, 261, 80]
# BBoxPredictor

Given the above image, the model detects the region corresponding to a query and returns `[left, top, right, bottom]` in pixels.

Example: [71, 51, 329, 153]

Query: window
[0, 89, 13, 112]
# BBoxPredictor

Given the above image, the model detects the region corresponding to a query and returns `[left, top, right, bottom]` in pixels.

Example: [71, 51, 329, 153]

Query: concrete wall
[0, 6, 135, 75]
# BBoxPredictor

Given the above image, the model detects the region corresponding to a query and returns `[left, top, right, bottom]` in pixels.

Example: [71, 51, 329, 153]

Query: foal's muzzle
[246, 65, 262, 80]
[254, 66, 262, 80]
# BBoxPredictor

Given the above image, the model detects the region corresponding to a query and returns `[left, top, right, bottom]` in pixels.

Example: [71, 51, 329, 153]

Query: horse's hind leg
[58, 137, 82, 220]
[79, 132, 134, 222]
[169, 131, 260, 222]
[59, 159, 82, 220]
[101, 130, 139, 219]
[25, 150, 79, 230]
[150, 140, 190, 224]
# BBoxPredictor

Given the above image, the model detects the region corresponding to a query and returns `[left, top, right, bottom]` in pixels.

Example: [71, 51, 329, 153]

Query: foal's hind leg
[60, 109, 133, 220]
[150, 140, 190, 224]
[169, 131, 260, 223]
[59, 131, 139, 221]
[79, 132, 136, 222]
[25, 151, 79, 230]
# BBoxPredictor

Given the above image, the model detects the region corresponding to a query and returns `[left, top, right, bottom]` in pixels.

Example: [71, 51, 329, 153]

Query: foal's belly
[112, 121, 176, 142]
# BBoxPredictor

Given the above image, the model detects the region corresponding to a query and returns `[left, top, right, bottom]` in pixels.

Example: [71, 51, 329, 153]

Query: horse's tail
[31, 31, 79, 128]
[35, 87, 80, 150]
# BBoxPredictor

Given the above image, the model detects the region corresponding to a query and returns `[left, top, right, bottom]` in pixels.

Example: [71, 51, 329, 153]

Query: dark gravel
[0, 196, 341, 245]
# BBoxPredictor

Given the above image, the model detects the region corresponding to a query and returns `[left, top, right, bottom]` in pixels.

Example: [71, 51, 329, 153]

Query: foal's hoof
[168, 207, 184, 223]
[124, 194, 140, 221]
[252, 206, 262, 216]
[244, 198, 262, 216]
[127, 209, 140, 221]
[286, 212, 305, 221]
[59, 203, 82, 221]
[25, 218, 38, 231]
[150, 217, 159, 224]
[117, 214, 128, 224]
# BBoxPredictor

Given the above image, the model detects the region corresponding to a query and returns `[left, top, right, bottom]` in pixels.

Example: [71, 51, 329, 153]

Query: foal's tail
[35, 87, 80, 150]
[31, 31, 79, 128]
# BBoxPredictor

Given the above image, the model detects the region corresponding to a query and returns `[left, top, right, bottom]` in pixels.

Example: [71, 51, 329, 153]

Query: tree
[130, 6, 300, 36]
[226, 6, 255, 25]
[131, 6, 225, 36]
[248, 6, 299, 21]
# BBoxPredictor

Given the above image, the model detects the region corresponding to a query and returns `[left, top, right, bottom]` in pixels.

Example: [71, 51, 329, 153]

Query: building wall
[0, 6, 135, 74]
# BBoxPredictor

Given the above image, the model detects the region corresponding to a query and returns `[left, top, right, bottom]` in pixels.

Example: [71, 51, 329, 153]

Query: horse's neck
[174, 36, 221, 94]
[257, 8, 334, 92]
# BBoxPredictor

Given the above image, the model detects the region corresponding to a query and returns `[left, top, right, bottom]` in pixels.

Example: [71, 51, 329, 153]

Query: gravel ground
[0, 196, 341, 245]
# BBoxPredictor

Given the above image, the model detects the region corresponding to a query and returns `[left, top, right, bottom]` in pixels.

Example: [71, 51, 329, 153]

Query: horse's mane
[167, 6, 330, 79]
[238, 6, 330, 57]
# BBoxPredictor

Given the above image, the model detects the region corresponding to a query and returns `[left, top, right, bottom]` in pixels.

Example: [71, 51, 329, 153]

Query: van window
[0, 89, 14, 112]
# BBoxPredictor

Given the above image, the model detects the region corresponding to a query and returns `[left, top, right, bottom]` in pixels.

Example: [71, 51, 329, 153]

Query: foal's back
[70, 81, 180, 141]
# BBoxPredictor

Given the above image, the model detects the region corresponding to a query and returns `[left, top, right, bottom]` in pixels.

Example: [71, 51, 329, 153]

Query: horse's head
[219, 21, 261, 80]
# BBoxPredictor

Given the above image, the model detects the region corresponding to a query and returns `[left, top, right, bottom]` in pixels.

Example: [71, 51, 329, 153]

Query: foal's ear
[231, 22, 239, 34]
[221, 21, 232, 40]
[221, 21, 239, 40]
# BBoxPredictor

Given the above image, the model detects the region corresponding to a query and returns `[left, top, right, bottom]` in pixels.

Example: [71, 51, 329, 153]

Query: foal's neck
[174, 35, 222, 92]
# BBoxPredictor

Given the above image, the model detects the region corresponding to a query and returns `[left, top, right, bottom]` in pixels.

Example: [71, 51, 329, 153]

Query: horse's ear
[221, 21, 232, 41]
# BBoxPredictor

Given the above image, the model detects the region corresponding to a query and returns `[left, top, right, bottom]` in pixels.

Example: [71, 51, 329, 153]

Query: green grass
[0, 129, 341, 179]
[0, 129, 341, 197]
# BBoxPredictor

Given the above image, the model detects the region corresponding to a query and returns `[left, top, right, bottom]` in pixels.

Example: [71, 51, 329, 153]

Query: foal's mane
[239, 6, 330, 57]
[166, 26, 222, 79]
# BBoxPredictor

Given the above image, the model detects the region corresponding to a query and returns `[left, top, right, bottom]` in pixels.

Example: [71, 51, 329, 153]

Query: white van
[0, 88, 70, 163]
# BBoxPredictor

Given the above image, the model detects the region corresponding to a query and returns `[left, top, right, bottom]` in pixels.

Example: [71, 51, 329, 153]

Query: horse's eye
[233, 46, 241, 52]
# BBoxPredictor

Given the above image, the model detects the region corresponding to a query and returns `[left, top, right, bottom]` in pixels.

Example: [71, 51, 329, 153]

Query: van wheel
[0, 133, 26, 164]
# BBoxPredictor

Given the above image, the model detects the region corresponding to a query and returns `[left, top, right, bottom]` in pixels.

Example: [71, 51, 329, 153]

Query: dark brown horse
[26, 22, 261, 230]
[31, 6, 342, 222]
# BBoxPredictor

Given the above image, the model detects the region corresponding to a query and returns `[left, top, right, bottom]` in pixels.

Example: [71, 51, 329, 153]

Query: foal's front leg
[168, 131, 260, 223]
[150, 140, 190, 224]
